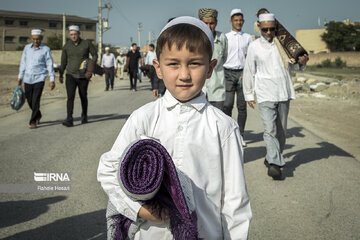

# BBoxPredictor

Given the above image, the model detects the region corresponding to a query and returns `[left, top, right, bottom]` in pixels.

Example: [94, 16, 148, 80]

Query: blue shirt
[18, 43, 55, 84]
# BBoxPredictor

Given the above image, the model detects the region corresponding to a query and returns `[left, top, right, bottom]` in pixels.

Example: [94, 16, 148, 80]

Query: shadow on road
[283, 141, 354, 179]
[37, 114, 130, 128]
[0, 196, 67, 228]
[3, 209, 106, 240]
[113, 85, 151, 92]
[245, 126, 306, 145]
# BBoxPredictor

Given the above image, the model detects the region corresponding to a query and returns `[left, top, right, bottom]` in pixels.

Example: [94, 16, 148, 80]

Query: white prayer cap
[259, 13, 275, 22]
[230, 9, 242, 17]
[105, 47, 110, 51]
[31, 29, 42, 36]
[68, 25, 80, 32]
[159, 16, 214, 51]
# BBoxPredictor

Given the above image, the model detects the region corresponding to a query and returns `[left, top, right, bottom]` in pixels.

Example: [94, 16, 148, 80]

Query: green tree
[45, 34, 63, 50]
[321, 21, 360, 51]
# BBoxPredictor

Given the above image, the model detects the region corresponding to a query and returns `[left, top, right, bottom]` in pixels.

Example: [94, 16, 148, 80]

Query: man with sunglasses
[243, 13, 309, 180]
[223, 9, 252, 148]
[17, 29, 55, 129]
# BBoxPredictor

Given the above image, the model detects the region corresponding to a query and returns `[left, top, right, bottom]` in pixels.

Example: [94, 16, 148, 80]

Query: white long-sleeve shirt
[223, 30, 252, 70]
[243, 37, 306, 103]
[97, 91, 252, 240]
[144, 50, 157, 65]
[101, 53, 116, 68]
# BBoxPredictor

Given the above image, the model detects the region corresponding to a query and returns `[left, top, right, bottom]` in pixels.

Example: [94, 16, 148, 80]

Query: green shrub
[334, 57, 346, 68]
[321, 59, 332, 68]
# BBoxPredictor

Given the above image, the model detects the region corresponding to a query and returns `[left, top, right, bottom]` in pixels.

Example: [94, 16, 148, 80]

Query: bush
[334, 57, 346, 68]
[321, 59, 332, 68]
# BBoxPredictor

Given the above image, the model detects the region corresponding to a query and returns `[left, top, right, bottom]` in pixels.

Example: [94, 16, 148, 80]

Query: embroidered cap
[259, 13, 275, 22]
[159, 16, 214, 51]
[68, 25, 80, 32]
[230, 9, 242, 17]
[31, 29, 43, 36]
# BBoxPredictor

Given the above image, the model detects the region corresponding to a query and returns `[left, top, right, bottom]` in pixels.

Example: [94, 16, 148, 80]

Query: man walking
[198, 8, 228, 111]
[243, 13, 309, 180]
[17, 29, 55, 129]
[101, 47, 117, 91]
[223, 9, 252, 146]
[116, 52, 125, 80]
[59, 25, 98, 127]
[125, 43, 141, 91]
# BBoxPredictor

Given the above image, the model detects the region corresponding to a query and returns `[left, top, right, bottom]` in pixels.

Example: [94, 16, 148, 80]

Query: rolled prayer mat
[107, 138, 199, 240]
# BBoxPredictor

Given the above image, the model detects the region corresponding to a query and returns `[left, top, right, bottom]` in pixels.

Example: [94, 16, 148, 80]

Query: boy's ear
[153, 59, 162, 78]
[206, 59, 217, 79]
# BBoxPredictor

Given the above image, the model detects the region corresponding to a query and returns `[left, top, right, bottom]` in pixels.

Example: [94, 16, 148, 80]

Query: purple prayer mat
[110, 139, 199, 240]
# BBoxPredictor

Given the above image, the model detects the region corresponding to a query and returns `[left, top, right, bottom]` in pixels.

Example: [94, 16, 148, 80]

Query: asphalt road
[0, 76, 359, 240]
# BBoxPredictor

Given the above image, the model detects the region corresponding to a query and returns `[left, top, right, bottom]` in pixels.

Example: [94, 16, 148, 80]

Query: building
[295, 28, 329, 54]
[0, 9, 97, 51]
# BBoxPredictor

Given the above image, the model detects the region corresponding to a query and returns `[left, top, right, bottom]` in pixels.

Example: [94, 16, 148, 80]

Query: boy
[98, 16, 252, 239]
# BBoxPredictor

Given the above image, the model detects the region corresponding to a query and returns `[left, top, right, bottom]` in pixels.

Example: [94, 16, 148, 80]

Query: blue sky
[1, 0, 359, 48]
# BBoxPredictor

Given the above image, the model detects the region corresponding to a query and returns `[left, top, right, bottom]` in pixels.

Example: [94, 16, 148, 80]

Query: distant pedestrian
[223, 8, 252, 147]
[137, 46, 143, 83]
[125, 43, 141, 91]
[198, 8, 228, 111]
[144, 43, 164, 97]
[17, 29, 55, 129]
[59, 25, 98, 127]
[243, 12, 309, 180]
[101, 47, 117, 91]
[116, 52, 125, 80]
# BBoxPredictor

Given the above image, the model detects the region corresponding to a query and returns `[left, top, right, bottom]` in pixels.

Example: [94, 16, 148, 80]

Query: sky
[1, 0, 360, 48]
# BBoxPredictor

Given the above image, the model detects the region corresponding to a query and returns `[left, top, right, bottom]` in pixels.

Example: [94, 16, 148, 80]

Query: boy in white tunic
[98, 16, 252, 239]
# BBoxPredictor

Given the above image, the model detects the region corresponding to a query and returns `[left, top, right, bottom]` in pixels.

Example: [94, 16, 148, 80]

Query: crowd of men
[17, 7, 308, 180]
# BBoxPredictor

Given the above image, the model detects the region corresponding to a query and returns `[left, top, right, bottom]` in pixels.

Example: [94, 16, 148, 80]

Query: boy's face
[153, 43, 217, 102]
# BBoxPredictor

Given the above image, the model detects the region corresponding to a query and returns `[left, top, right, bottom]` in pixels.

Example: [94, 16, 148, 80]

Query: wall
[296, 28, 329, 54]
[0, 50, 62, 65]
[308, 52, 360, 67]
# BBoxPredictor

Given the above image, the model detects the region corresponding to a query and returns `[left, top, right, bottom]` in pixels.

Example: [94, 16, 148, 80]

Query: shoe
[81, 118, 88, 124]
[111, 87, 114, 91]
[264, 159, 282, 180]
[29, 123, 37, 129]
[105, 88, 109, 91]
[132, 89, 136, 92]
[62, 120, 74, 127]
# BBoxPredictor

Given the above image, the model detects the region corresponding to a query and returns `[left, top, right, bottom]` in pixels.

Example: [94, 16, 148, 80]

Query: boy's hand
[247, 100, 256, 109]
[138, 203, 169, 224]
[153, 89, 159, 98]
[17, 78, 22, 86]
[59, 77, 64, 84]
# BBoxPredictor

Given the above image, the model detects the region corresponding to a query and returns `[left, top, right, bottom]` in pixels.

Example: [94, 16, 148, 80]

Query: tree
[45, 34, 63, 50]
[321, 21, 360, 51]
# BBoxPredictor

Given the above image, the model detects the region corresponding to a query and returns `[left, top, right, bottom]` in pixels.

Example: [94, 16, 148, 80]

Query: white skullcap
[259, 13, 275, 22]
[159, 16, 214, 51]
[105, 47, 110, 50]
[31, 29, 42, 36]
[230, 9, 242, 17]
[68, 25, 80, 32]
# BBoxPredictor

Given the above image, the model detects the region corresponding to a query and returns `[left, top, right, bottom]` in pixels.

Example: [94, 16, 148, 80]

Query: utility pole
[62, 13, 66, 46]
[98, 0, 102, 64]
[137, 22, 142, 48]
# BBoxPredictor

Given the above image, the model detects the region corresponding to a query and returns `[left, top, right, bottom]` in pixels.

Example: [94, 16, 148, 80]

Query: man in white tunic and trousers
[243, 13, 309, 180]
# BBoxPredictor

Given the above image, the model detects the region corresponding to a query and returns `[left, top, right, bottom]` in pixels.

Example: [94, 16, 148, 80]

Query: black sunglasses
[261, 27, 276, 33]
